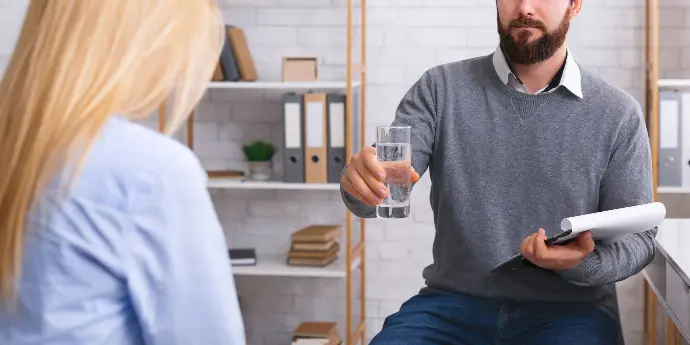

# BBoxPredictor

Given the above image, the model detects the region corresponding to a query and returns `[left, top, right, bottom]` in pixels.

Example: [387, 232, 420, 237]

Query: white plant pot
[247, 161, 272, 181]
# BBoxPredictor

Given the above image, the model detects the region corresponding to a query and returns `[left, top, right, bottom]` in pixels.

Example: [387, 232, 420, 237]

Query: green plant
[242, 140, 276, 162]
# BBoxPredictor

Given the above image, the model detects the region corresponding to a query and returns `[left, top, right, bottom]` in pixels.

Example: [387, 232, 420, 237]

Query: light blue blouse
[0, 117, 246, 345]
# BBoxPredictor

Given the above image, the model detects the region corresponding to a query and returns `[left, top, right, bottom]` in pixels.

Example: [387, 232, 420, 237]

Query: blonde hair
[0, 0, 223, 301]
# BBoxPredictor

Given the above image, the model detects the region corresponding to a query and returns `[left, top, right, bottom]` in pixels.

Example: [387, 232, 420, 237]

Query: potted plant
[242, 140, 276, 181]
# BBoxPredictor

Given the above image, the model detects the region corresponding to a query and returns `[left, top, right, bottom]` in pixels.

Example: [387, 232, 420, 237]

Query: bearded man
[340, 0, 655, 344]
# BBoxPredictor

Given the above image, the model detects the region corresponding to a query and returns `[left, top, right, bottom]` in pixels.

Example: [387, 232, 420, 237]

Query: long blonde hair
[0, 0, 223, 301]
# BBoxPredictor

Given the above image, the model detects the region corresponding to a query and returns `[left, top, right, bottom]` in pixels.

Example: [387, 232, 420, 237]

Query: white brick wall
[0, 0, 25, 73]
[2, 0, 690, 344]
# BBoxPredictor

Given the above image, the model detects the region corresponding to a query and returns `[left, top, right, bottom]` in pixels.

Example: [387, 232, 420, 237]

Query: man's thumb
[577, 231, 595, 253]
[411, 167, 420, 183]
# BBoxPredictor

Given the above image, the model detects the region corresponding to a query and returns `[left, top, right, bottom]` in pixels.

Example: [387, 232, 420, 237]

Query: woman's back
[0, 117, 246, 344]
[0, 1, 245, 343]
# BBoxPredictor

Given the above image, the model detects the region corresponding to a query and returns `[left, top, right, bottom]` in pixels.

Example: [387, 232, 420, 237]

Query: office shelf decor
[242, 140, 276, 181]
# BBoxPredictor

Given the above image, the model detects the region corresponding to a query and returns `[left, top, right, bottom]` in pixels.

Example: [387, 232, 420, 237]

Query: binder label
[329, 103, 345, 148]
[285, 103, 301, 148]
[660, 99, 679, 149]
[306, 101, 324, 147]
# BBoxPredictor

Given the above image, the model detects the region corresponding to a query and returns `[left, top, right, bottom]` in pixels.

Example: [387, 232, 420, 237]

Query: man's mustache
[509, 16, 546, 31]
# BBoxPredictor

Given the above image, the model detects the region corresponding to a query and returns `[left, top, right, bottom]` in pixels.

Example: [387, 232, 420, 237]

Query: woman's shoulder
[65, 116, 207, 209]
[97, 116, 201, 171]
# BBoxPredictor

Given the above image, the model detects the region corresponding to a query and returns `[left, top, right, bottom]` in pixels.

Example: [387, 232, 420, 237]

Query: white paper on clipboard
[554, 202, 667, 244]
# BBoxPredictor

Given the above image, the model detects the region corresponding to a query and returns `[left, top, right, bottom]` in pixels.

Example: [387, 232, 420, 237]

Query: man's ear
[570, 0, 583, 17]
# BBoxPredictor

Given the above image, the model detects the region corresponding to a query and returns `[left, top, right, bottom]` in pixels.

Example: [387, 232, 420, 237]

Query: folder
[219, 25, 241, 81]
[659, 91, 682, 187]
[303, 93, 328, 183]
[326, 94, 346, 183]
[211, 61, 224, 81]
[282, 93, 304, 183]
[227, 27, 258, 81]
[682, 93, 690, 189]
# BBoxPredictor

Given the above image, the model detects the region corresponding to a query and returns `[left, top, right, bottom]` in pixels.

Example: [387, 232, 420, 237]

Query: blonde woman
[0, 1, 246, 344]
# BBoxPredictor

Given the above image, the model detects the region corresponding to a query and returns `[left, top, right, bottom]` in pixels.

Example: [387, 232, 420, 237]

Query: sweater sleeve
[558, 102, 657, 287]
[341, 69, 437, 218]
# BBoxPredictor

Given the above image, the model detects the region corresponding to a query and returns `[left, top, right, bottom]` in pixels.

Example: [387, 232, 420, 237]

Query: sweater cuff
[340, 184, 359, 204]
[556, 252, 601, 286]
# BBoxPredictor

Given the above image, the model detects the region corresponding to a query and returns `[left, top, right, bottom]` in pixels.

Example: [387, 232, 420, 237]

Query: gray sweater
[342, 54, 656, 311]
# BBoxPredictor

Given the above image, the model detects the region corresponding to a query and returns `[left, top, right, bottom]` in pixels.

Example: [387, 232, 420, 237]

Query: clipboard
[490, 230, 575, 273]
[491, 202, 666, 273]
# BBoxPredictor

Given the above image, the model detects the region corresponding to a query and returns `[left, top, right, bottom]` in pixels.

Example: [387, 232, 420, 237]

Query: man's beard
[497, 8, 571, 65]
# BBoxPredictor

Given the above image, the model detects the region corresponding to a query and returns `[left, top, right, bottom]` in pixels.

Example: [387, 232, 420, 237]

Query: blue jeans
[370, 288, 620, 345]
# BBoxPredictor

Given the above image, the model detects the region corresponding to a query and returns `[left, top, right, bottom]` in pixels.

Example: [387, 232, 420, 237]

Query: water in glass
[376, 142, 411, 218]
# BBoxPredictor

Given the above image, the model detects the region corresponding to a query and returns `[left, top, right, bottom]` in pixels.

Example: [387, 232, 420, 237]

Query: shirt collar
[492, 45, 583, 98]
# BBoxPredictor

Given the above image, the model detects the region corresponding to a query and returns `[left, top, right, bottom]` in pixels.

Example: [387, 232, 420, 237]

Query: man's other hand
[520, 229, 595, 271]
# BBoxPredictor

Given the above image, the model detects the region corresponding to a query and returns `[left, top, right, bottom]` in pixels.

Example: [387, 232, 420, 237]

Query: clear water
[376, 143, 411, 218]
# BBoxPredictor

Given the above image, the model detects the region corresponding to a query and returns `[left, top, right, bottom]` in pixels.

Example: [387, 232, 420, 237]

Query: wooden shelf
[658, 186, 690, 194]
[658, 79, 690, 88]
[207, 179, 340, 191]
[207, 81, 361, 90]
[231, 255, 361, 278]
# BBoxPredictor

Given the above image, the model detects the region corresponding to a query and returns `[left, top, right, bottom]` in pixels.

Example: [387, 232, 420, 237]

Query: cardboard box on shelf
[282, 57, 318, 82]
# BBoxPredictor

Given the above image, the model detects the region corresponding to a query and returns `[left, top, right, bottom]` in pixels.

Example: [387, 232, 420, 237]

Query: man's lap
[369, 288, 619, 345]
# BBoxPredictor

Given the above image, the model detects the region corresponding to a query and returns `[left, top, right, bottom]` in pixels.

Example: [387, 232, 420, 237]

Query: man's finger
[341, 173, 370, 204]
[519, 235, 529, 255]
[411, 167, 421, 183]
[520, 234, 530, 251]
[347, 167, 381, 205]
[533, 228, 549, 260]
[522, 234, 536, 256]
[576, 231, 595, 253]
[362, 149, 386, 181]
[342, 176, 374, 205]
[354, 159, 388, 199]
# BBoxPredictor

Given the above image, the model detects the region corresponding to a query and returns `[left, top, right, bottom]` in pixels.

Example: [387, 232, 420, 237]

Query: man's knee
[368, 311, 436, 345]
[368, 290, 496, 345]
[368, 293, 444, 345]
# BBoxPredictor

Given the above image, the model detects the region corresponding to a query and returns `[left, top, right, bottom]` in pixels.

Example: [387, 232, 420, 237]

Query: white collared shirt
[492, 45, 583, 98]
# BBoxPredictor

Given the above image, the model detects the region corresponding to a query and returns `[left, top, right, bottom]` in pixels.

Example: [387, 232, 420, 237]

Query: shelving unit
[207, 81, 361, 90]
[657, 79, 690, 88]
[204, 81, 363, 102]
[645, 0, 690, 198]
[157, 2, 368, 345]
[645, 0, 659, 202]
[644, 1, 659, 343]
[231, 255, 361, 279]
[657, 186, 690, 195]
[644, 0, 688, 343]
[207, 179, 340, 191]
[653, 77, 690, 198]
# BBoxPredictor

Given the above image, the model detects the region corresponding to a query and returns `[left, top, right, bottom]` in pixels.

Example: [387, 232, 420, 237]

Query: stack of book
[208, 170, 245, 182]
[287, 225, 340, 267]
[228, 248, 256, 266]
[213, 25, 258, 82]
[291, 321, 341, 345]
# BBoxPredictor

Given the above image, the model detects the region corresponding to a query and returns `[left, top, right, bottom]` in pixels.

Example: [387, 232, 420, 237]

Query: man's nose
[517, 0, 536, 17]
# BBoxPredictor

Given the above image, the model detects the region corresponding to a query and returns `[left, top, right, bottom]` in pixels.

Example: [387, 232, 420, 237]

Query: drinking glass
[375, 126, 411, 218]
